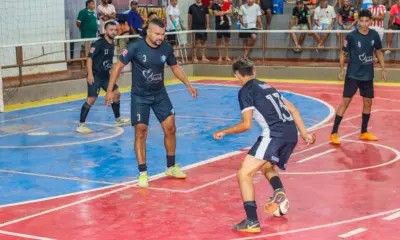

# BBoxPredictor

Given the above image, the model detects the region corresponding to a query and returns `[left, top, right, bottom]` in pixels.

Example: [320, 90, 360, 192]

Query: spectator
[128, 1, 146, 35]
[98, 0, 116, 34]
[116, 14, 130, 56]
[312, 0, 336, 49]
[385, 0, 400, 55]
[368, 0, 386, 42]
[212, 0, 232, 62]
[166, 0, 185, 63]
[259, 0, 273, 30]
[238, 0, 263, 58]
[289, 0, 311, 52]
[338, 0, 358, 31]
[76, 0, 98, 57]
[188, 0, 210, 63]
[141, 12, 158, 39]
[219, 0, 232, 26]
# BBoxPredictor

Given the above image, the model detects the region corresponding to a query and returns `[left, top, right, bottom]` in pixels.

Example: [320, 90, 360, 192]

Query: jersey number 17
[266, 93, 293, 122]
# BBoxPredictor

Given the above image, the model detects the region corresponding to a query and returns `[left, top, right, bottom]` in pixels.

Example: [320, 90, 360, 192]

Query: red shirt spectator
[202, 0, 211, 7]
[390, 4, 400, 25]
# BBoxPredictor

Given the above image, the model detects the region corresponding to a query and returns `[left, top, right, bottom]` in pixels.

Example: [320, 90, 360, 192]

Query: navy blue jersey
[119, 39, 177, 96]
[239, 79, 298, 140]
[342, 29, 382, 81]
[88, 38, 114, 78]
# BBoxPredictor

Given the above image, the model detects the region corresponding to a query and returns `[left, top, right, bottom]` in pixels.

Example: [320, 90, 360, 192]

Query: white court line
[0, 230, 56, 240]
[338, 228, 367, 238]
[0, 127, 44, 138]
[185, 174, 237, 193]
[0, 107, 78, 122]
[231, 208, 400, 240]
[296, 149, 337, 164]
[310, 92, 400, 103]
[382, 211, 400, 220]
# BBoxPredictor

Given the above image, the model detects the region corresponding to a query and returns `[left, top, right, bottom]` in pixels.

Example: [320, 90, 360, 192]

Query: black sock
[361, 113, 370, 133]
[269, 176, 284, 191]
[111, 101, 121, 119]
[167, 155, 175, 168]
[244, 201, 258, 221]
[331, 114, 343, 134]
[80, 102, 91, 123]
[138, 164, 147, 173]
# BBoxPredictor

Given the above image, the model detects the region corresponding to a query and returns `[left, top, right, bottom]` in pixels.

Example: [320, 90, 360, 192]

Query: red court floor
[1, 79, 400, 240]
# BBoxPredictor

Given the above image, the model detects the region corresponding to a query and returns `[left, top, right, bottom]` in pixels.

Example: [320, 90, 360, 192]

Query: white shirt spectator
[313, 5, 336, 25]
[239, 3, 262, 29]
[98, 4, 116, 33]
[166, 4, 181, 31]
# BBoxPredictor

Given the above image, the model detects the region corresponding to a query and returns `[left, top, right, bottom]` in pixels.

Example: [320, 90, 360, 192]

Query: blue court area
[0, 83, 331, 205]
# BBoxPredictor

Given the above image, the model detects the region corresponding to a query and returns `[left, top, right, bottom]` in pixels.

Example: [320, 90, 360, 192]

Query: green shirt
[77, 8, 98, 38]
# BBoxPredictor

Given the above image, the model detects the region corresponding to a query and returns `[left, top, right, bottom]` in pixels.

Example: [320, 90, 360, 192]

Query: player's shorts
[87, 76, 118, 97]
[131, 91, 174, 126]
[248, 136, 298, 170]
[343, 78, 374, 99]
[239, 28, 258, 39]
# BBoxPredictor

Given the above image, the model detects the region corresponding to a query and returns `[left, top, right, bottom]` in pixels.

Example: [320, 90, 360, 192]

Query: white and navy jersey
[239, 79, 298, 140]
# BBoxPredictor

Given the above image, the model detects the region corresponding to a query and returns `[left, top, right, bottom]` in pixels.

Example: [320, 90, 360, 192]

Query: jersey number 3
[266, 93, 294, 122]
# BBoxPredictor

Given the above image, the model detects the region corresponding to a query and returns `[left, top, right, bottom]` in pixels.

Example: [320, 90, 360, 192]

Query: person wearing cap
[289, 0, 311, 52]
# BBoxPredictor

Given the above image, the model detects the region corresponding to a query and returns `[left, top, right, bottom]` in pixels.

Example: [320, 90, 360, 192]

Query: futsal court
[0, 78, 400, 240]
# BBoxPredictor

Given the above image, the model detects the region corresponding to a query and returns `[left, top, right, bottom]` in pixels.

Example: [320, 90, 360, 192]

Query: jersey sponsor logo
[122, 49, 128, 57]
[371, 40, 375, 46]
[358, 53, 373, 64]
[142, 69, 163, 83]
[271, 156, 280, 162]
[160, 55, 167, 63]
[103, 60, 113, 71]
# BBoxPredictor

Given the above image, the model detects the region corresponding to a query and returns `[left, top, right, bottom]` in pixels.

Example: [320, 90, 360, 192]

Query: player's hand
[105, 91, 113, 107]
[302, 132, 316, 145]
[381, 70, 387, 82]
[338, 69, 345, 81]
[188, 85, 198, 99]
[87, 75, 94, 85]
[213, 130, 226, 140]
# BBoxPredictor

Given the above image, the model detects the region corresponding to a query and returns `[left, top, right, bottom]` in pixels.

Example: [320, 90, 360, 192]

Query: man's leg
[265, 9, 272, 30]
[77, 80, 101, 133]
[246, 34, 257, 58]
[359, 80, 378, 140]
[103, 82, 130, 126]
[233, 154, 266, 233]
[223, 36, 231, 61]
[216, 37, 223, 62]
[260, 162, 287, 214]
[200, 37, 209, 62]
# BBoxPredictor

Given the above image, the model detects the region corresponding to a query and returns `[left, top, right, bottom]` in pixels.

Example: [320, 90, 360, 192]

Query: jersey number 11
[266, 93, 294, 122]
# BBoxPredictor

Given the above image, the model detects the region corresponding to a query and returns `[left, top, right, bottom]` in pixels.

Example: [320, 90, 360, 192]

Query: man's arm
[376, 50, 385, 71]
[214, 110, 253, 139]
[206, 12, 210, 29]
[106, 60, 126, 105]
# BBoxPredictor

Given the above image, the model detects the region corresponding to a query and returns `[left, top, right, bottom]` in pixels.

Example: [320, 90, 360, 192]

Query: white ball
[272, 198, 290, 217]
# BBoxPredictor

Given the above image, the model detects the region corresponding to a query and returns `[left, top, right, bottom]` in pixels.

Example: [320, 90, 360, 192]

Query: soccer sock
[361, 113, 370, 133]
[138, 164, 147, 174]
[244, 201, 258, 221]
[80, 102, 91, 123]
[331, 114, 343, 134]
[167, 155, 175, 168]
[269, 176, 284, 191]
[111, 101, 121, 119]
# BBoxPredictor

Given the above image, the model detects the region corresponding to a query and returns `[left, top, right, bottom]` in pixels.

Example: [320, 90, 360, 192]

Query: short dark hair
[359, 9, 372, 19]
[232, 57, 254, 77]
[86, 0, 94, 7]
[147, 11, 157, 18]
[148, 18, 165, 28]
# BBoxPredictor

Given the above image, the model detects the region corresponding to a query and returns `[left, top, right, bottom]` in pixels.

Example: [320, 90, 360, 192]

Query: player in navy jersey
[330, 9, 387, 144]
[76, 21, 130, 133]
[105, 18, 198, 188]
[213, 58, 316, 233]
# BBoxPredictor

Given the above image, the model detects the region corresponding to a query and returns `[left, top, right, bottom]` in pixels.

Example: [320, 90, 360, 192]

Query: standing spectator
[385, 0, 400, 55]
[368, 0, 386, 42]
[141, 12, 159, 39]
[238, 0, 263, 58]
[259, 0, 273, 30]
[338, 0, 358, 31]
[166, 0, 184, 61]
[312, 0, 336, 49]
[76, 0, 98, 58]
[212, 0, 232, 62]
[289, 0, 311, 52]
[98, 0, 116, 34]
[128, 1, 146, 35]
[188, 0, 210, 63]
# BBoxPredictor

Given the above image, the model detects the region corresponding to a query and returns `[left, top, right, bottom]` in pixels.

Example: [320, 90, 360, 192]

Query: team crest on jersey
[160, 55, 166, 63]
[258, 83, 271, 89]
[371, 40, 375, 46]
[122, 49, 128, 57]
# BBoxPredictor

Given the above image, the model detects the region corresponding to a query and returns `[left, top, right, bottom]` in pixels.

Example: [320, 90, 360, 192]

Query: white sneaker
[114, 117, 131, 126]
[76, 123, 92, 133]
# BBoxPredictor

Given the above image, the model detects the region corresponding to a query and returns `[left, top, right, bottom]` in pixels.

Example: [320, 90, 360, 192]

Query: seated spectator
[289, 0, 312, 52]
[312, 0, 336, 49]
[385, 0, 400, 55]
[368, 0, 386, 42]
[338, 0, 358, 31]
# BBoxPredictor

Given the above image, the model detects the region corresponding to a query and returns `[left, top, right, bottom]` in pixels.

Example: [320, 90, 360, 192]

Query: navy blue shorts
[87, 76, 118, 97]
[248, 136, 298, 170]
[343, 78, 374, 99]
[131, 91, 174, 126]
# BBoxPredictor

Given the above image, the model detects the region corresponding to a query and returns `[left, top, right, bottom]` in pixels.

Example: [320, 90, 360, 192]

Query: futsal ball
[272, 198, 290, 217]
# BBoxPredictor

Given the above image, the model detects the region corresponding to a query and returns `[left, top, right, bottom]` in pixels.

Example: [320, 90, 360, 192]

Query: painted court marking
[296, 149, 336, 164]
[338, 228, 368, 238]
[0, 127, 45, 138]
[382, 211, 400, 221]
[0, 230, 55, 240]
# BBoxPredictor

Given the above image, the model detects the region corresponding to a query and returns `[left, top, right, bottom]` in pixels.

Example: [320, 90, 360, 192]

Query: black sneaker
[232, 219, 261, 233]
